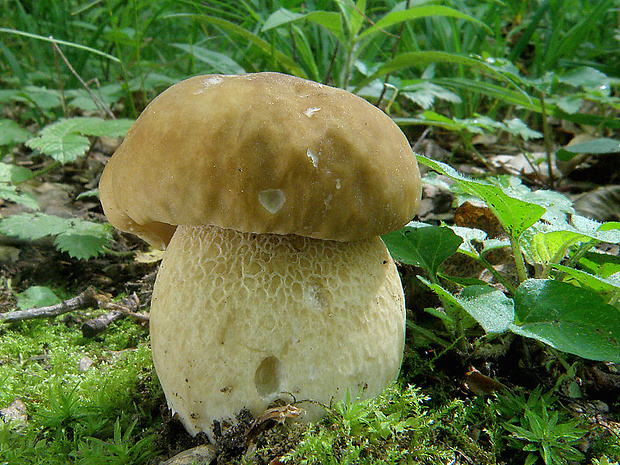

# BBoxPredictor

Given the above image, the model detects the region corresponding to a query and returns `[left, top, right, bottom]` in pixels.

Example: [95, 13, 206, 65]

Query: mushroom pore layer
[150, 224, 406, 439]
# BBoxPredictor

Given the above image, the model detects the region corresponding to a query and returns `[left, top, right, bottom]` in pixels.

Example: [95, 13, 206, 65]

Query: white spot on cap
[258, 189, 286, 213]
[335, 179, 342, 189]
[306, 148, 319, 168]
[324, 194, 333, 209]
[304, 107, 321, 117]
[194, 76, 224, 94]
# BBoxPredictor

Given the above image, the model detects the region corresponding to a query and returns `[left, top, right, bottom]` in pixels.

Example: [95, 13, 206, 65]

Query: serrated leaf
[18, 86, 62, 110]
[503, 118, 543, 140]
[0, 213, 111, 259]
[382, 223, 463, 278]
[558, 66, 609, 90]
[262, 7, 305, 31]
[55, 217, 112, 259]
[0, 162, 39, 209]
[0, 184, 39, 210]
[26, 117, 133, 163]
[76, 118, 134, 138]
[511, 279, 620, 362]
[0, 119, 32, 145]
[54, 232, 110, 259]
[402, 81, 461, 109]
[356, 5, 490, 42]
[261, 8, 343, 38]
[0, 213, 70, 240]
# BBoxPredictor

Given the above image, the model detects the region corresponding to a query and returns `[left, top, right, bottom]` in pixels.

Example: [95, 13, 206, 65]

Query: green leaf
[458, 285, 515, 333]
[527, 229, 593, 266]
[512, 279, 620, 362]
[0, 213, 69, 240]
[503, 118, 543, 140]
[262, 9, 343, 39]
[356, 52, 525, 95]
[171, 43, 245, 75]
[401, 81, 461, 109]
[26, 117, 133, 163]
[355, 5, 490, 42]
[57, 218, 112, 259]
[0, 184, 39, 210]
[0, 162, 38, 209]
[17, 286, 61, 310]
[167, 14, 308, 79]
[553, 264, 620, 305]
[0, 119, 32, 145]
[417, 156, 546, 238]
[556, 138, 620, 161]
[0, 213, 111, 259]
[0, 162, 33, 184]
[578, 251, 620, 278]
[382, 223, 463, 278]
[261, 8, 305, 31]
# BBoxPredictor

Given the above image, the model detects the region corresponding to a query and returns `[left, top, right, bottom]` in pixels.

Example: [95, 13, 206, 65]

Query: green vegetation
[1, 0, 619, 463]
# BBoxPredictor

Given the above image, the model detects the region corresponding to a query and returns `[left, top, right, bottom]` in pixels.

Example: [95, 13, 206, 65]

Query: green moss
[0, 319, 161, 464]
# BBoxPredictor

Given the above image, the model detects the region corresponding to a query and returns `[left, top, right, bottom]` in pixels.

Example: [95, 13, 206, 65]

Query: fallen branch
[0, 288, 149, 328]
[81, 293, 147, 337]
[0, 288, 99, 323]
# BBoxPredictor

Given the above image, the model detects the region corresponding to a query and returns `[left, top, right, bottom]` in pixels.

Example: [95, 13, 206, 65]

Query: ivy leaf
[382, 223, 463, 278]
[26, 117, 133, 163]
[457, 285, 515, 334]
[512, 279, 620, 363]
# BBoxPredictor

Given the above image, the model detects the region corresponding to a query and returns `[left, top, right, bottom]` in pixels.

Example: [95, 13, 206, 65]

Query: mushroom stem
[150, 224, 406, 440]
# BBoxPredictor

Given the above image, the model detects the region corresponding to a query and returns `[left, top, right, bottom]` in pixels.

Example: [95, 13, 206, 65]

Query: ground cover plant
[0, 0, 619, 463]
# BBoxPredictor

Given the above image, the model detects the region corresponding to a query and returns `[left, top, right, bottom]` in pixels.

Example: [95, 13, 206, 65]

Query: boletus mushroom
[99, 72, 421, 440]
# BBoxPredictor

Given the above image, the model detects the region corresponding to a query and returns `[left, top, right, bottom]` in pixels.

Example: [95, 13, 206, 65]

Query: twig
[375, 0, 412, 109]
[49, 36, 115, 119]
[539, 92, 555, 190]
[81, 293, 148, 337]
[0, 288, 99, 323]
[0, 289, 149, 329]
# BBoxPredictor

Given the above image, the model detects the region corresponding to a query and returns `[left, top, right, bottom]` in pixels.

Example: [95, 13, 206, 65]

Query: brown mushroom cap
[99, 72, 421, 249]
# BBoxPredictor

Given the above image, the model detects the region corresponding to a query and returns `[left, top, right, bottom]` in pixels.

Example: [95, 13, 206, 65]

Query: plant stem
[510, 234, 529, 283]
[540, 92, 555, 190]
[477, 254, 518, 295]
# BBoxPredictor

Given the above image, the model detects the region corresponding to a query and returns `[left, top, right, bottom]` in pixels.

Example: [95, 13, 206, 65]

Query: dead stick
[0, 288, 98, 323]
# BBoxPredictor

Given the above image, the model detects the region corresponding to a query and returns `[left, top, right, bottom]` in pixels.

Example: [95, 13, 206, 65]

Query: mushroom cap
[99, 72, 421, 249]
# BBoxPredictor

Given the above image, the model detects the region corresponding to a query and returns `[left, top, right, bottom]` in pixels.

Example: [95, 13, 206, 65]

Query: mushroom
[99, 72, 421, 440]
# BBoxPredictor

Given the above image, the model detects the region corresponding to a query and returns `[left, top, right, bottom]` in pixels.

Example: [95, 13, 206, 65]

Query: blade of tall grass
[544, 0, 615, 71]
[0, 28, 120, 63]
[355, 5, 491, 42]
[354, 51, 528, 96]
[165, 13, 308, 78]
